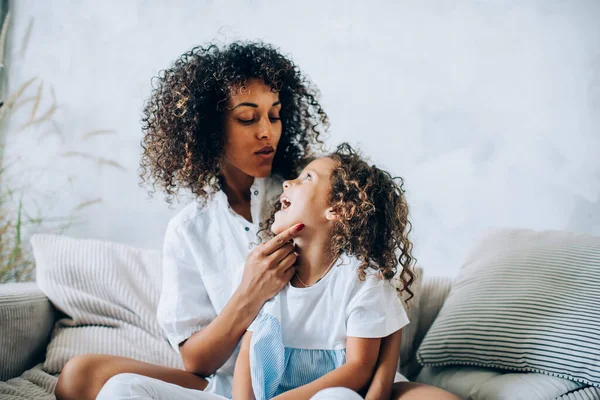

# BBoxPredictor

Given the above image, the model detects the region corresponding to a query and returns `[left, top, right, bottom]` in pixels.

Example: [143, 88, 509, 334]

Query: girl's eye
[269, 116, 281, 122]
[238, 118, 255, 125]
[304, 173, 312, 181]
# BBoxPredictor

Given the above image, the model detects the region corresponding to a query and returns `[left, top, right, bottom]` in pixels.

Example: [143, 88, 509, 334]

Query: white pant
[96, 373, 364, 400]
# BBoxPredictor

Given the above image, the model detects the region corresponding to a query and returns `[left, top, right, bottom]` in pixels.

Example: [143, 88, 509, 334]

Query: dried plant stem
[82, 129, 116, 140]
[0, 11, 10, 69]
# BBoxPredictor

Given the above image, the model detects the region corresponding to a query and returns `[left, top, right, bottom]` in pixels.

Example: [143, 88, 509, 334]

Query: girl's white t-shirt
[250, 253, 409, 347]
[247, 253, 410, 399]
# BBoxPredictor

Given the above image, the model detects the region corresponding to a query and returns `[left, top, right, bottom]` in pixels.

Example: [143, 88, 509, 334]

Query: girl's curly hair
[328, 143, 416, 301]
[263, 143, 417, 301]
[139, 41, 328, 202]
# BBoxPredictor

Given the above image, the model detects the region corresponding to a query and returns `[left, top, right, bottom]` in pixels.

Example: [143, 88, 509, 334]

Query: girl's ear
[325, 207, 340, 221]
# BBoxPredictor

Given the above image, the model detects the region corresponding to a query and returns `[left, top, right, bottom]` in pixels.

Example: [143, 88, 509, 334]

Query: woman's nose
[257, 117, 272, 140]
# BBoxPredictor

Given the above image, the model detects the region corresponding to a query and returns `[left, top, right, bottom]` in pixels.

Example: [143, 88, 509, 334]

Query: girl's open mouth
[280, 197, 292, 210]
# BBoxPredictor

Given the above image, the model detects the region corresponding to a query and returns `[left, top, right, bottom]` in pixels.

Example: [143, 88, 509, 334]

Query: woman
[55, 41, 458, 400]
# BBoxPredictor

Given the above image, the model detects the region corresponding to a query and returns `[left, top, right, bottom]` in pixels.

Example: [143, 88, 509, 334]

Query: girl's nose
[283, 181, 290, 190]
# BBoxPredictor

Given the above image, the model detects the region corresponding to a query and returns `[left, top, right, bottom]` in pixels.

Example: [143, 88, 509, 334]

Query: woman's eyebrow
[231, 101, 281, 110]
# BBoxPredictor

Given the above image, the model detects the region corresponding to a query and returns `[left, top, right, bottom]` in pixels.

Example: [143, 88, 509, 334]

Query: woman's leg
[391, 382, 461, 400]
[55, 354, 208, 400]
[97, 373, 226, 400]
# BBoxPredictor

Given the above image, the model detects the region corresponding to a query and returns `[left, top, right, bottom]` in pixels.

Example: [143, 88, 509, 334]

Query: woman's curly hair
[263, 143, 417, 301]
[139, 41, 328, 202]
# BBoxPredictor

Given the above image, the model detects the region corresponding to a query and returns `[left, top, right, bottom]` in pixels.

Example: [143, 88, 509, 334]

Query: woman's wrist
[231, 286, 264, 321]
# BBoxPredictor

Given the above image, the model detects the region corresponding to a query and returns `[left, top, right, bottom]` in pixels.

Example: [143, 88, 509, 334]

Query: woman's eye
[304, 173, 312, 181]
[269, 116, 281, 122]
[238, 118, 255, 125]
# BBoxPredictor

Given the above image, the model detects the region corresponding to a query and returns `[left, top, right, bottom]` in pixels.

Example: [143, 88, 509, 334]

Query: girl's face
[222, 78, 283, 178]
[271, 157, 338, 235]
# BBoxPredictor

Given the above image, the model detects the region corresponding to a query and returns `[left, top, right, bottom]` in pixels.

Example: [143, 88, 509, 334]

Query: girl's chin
[270, 225, 284, 235]
[271, 215, 292, 235]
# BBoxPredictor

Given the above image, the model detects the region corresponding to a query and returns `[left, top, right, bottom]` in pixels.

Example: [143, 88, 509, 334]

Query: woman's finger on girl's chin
[263, 223, 304, 254]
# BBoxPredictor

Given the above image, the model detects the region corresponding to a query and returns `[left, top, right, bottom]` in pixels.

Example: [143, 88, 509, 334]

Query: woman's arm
[365, 330, 403, 400]
[180, 224, 303, 377]
[232, 332, 255, 400]
[273, 337, 382, 400]
[179, 289, 262, 376]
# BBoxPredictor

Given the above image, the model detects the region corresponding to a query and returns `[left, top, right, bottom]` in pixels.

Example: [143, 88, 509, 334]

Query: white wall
[4, 0, 599, 276]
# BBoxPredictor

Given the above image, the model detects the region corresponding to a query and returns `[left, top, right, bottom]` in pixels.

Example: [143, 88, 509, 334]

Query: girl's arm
[273, 337, 382, 400]
[365, 330, 403, 400]
[232, 332, 255, 400]
[179, 224, 302, 377]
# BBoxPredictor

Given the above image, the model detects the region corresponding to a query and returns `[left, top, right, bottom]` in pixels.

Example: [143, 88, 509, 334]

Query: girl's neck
[291, 230, 338, 287]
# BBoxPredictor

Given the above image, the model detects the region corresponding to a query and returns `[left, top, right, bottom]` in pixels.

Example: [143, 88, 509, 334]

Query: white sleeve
[156, 221, 217, 353]
[346, 278, 409, 338]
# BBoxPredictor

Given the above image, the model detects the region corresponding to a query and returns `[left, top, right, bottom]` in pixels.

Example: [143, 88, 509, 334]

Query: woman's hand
[237, 223, 305, 306]
[179, 223, 305, 377]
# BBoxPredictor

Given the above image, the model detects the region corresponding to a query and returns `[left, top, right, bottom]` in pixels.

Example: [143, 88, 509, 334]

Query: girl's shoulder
[336, 254, 396, 298]
[336, 253, 383, 280]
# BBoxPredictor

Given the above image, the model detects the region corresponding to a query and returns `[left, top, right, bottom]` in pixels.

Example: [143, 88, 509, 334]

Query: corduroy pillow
[32, 234, 183, 373]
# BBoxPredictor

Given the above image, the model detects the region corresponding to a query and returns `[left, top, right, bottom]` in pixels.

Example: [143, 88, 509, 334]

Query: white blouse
[156, 176, 283, 393]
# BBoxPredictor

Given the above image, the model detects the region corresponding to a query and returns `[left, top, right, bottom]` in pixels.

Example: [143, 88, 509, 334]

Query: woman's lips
[255, 151, 274, 160]
[255, 148, 275, 160]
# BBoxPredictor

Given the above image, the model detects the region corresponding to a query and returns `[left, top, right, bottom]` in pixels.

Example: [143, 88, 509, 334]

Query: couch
[1, 230, 599, 400]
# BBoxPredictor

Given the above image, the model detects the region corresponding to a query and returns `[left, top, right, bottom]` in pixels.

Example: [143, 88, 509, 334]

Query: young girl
[231, 143, 416, 400]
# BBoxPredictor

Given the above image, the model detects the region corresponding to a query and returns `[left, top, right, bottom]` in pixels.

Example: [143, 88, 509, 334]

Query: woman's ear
[325, 207, 340, 221]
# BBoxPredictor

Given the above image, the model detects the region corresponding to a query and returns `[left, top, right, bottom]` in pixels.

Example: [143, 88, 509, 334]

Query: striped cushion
[417, 229, 600, 388]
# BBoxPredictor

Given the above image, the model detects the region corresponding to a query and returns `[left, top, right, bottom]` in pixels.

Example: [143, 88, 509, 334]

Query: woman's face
[222, 78, 283, 179]
[271, 157, 337, 235]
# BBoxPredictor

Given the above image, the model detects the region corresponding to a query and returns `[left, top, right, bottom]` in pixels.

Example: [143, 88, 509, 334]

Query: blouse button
[245, 227, 250, 232]
[254, 190, 259, 195]
[259, 223, 263, 228]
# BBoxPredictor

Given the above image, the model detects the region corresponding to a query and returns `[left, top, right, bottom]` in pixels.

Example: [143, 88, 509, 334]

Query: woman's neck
[292, 229, 338, 287]
[220, 164, 254, 222]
